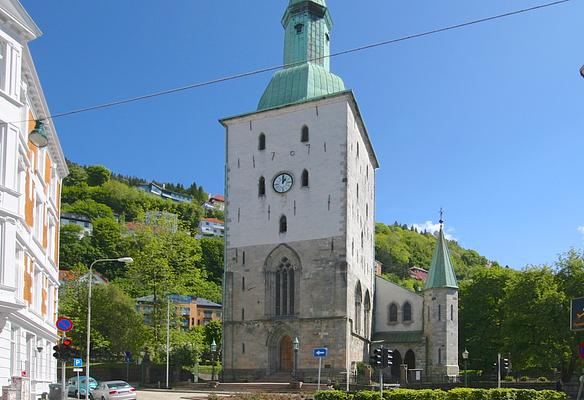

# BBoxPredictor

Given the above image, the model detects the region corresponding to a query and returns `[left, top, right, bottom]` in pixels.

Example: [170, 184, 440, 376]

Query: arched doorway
[405, 349, 416, 369]
[279, 336, 293, 372]
[390, 350, 402, 383]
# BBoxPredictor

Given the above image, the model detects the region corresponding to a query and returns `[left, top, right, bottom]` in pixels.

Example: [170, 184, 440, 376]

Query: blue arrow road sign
[73, 358, 83, 367]
[313, 348, 328, 358]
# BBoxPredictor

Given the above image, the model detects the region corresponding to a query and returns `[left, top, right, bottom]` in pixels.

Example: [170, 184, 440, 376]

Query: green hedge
[315, 389, 567, 400]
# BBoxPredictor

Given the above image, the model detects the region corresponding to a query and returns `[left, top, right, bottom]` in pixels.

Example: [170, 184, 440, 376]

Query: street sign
[571, 297, 584, 331]
[73, 368, 83, 373]
[313, 348, 328, 358]
[56, 317, 73, 332]
[73, 358, 83, 367]
[579, 341, 584, 359]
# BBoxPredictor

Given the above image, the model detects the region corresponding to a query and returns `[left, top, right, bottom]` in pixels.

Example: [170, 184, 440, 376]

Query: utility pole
[61, 360, 66, 400]
[166, 297, 170, 389]
[497, 353, 501, 389]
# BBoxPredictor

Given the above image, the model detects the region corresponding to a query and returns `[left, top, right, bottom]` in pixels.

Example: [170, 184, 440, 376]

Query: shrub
[537, 390, 567, 400]
[316, 391, 350, 400]
[385, 389, 446, 400]
[519, 376, 529, 382]
[354, 391, 382, 400]
[503, 376, 514, 382]
[536, 376, 550, 382]
[445, 388, 474, 400]
[514, 389, 537, 400]
[488, 389, 516, 400]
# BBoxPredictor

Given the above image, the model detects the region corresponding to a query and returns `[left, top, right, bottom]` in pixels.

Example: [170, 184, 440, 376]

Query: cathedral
[220, 0, 459, 383]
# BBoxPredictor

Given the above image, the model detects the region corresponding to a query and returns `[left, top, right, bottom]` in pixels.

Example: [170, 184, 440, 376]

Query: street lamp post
[292, 337, 299, 382]
[211, 339, 217, 381]
[139, 350, 146, 387]
[85, 257, 133, 400]
[462, 349, 469, 387]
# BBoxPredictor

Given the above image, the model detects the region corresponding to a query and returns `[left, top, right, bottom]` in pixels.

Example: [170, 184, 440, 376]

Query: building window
[388, 303, 398, 323]
[242, 277, 245, 291]
[295, 23, 304, 34]
[0, 39, 6, 90]
[438, 348, 442, 365]
[275, 257, 295, 316]
[242, 343, 246, 354]
[438, 304, 442, 321]
[258, 176, 266, 196]
[259, 133, 266, 150]
[301, 126, 309, 142]
[403, 302, 412, 322]
[301, 170, 309, 187]
[279, 215, 287, 233]
[451, 304, 454, 321]
[364, 291, 371, 338]
[241, 308, 245, 320]
[354, 284, 362, 334]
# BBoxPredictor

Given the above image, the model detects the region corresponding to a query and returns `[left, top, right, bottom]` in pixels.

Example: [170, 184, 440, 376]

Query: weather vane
[439, 207, 444, 227]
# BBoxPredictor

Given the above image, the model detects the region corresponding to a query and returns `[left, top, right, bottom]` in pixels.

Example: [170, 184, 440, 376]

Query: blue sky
[21, 0, 584, 269]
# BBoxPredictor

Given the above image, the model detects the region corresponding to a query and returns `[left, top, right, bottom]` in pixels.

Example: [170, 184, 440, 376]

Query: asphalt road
[136, 390, 229, 400]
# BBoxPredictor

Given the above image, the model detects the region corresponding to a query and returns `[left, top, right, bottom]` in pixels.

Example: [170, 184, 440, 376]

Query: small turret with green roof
[424, 214, 458, 290]
[258, 0, 346, 110]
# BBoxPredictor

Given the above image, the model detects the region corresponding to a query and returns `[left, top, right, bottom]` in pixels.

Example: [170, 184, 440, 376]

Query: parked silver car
[91, 381, 136, 400]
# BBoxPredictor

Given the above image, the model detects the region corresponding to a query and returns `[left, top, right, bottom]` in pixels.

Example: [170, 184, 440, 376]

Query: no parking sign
[56, 317, 73, 332]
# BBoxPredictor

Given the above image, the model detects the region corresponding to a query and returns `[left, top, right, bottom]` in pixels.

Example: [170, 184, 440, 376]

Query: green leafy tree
[86, 165, 112, 187]
[502, 266, 568, 375]
[59, 224, 96, 269]
[203, 320, 222, 350]
[63, 163, 88, 186]
[59, 282, 147, 358]
[200, 237, 224, 284]
[459, 267, 517, 371]
[62, 199, 114, 221]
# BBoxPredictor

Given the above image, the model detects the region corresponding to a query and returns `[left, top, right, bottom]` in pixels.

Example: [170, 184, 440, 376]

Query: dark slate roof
[371, 331, 424, 344]
[136, 294, 221, 307]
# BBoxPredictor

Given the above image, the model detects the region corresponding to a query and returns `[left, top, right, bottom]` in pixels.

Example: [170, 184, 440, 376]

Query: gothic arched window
[403, 302, 412, 322]
[301, 170, 309, 187]
[389, 303, 398, 323]
[279, 215, 287, 233]
[275, 257, 295, 316]
[301, 126, 309, 142]
[258, 176, 266, 196]
[354, 283, 362, 334]
[364, 291, 371, 338]
[259, 133, 266, 150]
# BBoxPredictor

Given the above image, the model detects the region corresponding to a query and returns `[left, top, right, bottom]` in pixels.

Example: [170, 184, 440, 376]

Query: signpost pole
[317, 357, 322, 391]
[497, 353, 501, 389]
[61, 361, 66, 400]
[77, 370, 80, 400]
[380, 368, 383, 399]
[577, 375, 583, 400]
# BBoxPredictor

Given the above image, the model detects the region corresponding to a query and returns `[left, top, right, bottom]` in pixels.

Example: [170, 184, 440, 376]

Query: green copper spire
[425, 216, 459, 290]
[258, 0, 345, 111]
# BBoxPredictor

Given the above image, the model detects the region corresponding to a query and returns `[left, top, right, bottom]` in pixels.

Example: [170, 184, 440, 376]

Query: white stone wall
[373, 276, 424, 333]
[225, 96, 350, 249]
[222, 92, 378, 381]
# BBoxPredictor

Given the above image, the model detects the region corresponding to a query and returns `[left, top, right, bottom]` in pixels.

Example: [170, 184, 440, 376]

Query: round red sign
[56, 317, 73, 332]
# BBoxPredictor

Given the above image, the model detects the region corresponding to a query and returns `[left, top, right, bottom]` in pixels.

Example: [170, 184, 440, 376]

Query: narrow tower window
[403, 302, 412, 322]
[301, 126, 309, 142]
[438, 304, 442, 321]
[259, 133, 266, 150]
[295, 23, 304, 34]
[389, 303, 398, 323]
[258, 176, 266, 196]
[275, 258, 295, 316]
[279, 215, 287, 233]
[451, 304, 454, 321]
[301, 170, 309, 187]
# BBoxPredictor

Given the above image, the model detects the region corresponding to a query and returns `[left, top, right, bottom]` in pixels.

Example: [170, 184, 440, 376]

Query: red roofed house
[204, 194, 225, 212]
[197, 217, 224, 238]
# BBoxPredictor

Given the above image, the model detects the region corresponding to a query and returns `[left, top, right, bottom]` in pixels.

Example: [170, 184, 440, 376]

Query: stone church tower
[220, 0, 379, 382]
[423, 217, 460, 378]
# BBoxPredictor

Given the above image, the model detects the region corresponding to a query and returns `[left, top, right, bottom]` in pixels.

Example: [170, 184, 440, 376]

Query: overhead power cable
[28, 0, 572, 123]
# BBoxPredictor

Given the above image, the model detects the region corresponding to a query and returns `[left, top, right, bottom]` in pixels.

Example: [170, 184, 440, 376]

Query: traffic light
[500, 358, 510, 376]
[369, 348, 382, 367]
[382, 348, 394, 368]
[62, 337, 74, 360]
[52, 343, 62, 360]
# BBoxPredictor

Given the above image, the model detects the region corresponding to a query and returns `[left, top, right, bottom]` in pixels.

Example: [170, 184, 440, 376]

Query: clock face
[273, 173, 294, 193]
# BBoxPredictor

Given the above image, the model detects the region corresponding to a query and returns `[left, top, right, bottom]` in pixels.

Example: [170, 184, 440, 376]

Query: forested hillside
[375, 222, 498, 290]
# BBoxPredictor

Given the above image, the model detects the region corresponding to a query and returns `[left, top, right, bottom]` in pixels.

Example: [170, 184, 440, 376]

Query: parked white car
[91, 381, 136, 400]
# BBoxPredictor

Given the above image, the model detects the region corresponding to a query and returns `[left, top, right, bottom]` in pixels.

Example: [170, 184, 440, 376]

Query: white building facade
[0, 0, 67, 396]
